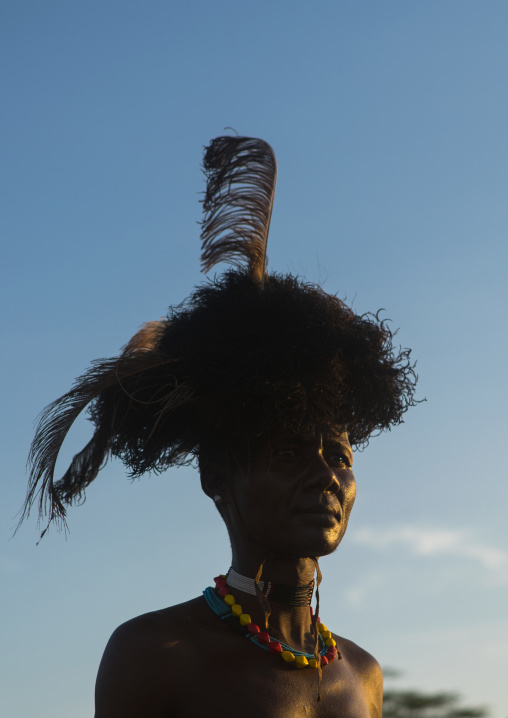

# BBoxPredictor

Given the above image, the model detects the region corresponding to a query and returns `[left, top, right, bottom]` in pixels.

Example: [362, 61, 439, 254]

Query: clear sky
[2, 1, 507, 716]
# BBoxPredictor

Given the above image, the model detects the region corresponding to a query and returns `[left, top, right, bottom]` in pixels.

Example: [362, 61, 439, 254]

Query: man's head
[23, 137, 417, 533]
[199, 424, 357, 562]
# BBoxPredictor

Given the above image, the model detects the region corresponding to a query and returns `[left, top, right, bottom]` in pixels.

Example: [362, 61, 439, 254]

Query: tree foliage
[383, 672, 489, 718]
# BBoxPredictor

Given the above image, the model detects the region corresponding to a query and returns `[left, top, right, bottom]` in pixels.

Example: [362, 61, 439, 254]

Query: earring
[213, 494, 223, 505]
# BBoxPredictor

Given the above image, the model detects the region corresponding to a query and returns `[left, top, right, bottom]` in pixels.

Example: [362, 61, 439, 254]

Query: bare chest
[168, 642, 372, 718]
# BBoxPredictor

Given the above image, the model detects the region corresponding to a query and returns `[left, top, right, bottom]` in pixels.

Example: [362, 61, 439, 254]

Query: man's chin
[285, 533, 344, 559]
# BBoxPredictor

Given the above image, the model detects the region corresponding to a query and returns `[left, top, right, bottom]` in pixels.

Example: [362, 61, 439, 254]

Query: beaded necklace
[203, 574, 340, 669]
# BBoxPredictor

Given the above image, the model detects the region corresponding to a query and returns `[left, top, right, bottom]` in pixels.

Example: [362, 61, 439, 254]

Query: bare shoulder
[335, 634, 383, 718]
[95, 598, 203, 718]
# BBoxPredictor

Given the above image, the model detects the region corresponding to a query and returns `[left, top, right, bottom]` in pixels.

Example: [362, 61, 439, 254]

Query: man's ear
[199, 460, 220, 499]
[199, 459, 232, 503]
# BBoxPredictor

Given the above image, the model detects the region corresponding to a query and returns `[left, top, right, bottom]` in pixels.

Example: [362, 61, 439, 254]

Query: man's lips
[295, 502, 342, 523]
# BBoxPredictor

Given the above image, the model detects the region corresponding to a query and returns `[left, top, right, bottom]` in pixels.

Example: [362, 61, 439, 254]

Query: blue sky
[2, 2, 507, 716]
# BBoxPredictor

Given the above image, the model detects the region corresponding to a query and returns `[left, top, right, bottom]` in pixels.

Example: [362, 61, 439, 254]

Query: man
[95, 427, 382, 717]
[23, 137, 417, 716]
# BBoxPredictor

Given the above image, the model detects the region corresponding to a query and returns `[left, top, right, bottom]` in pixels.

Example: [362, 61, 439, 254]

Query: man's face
[227, 426, 356, 559]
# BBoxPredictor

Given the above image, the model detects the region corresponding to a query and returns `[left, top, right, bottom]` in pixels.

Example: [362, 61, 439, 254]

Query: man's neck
[231, 552, 318, 585]
[226, 555, 320, 652]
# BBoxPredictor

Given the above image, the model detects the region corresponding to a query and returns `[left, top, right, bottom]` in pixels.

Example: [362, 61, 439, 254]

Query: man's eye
[276, 448, 297, 458]
[327, 453, 350, 468]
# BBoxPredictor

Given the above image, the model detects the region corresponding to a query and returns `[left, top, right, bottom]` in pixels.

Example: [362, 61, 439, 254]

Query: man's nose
[307, 452, 341, 493]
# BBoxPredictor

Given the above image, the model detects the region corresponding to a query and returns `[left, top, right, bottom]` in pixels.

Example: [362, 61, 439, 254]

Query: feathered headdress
[21, 136, 417, 536]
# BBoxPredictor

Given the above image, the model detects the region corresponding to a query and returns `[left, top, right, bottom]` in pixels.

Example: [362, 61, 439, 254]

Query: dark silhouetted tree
[382, 670, 489, 718]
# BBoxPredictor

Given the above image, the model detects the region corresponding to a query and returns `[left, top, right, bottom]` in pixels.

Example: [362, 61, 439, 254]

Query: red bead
[269, 641, 282, 654]
[218, 585, 230, 596]
[330, 646, 338, 655]
[213, 575, 226, 584]
[326, 651, 335, 662]
[248, 623, 260, 634]
[257, 632, 270, 644]
[316, 617, 321, 623]
[321, 656, 329, 666]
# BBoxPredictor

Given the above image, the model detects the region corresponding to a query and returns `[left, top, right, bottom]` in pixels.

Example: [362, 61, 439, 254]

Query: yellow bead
[281, 650, 296, 662]
[295, 655, 309, 668]
[224, 594, 235, 605]
[325, 637, 336, 647]
[322, 630, 331, 640]
[308, 658, 318, 669]
[231, 603, 242, 616]
[318, 623, 327, 633]
[239, 613, 251, 626]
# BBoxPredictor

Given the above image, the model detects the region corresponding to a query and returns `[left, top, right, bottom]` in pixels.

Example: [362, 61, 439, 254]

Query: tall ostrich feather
[200, 136, 277, 285]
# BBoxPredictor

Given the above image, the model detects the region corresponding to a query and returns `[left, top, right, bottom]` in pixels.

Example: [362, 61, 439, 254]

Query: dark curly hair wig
[91, 270, 417, 474]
